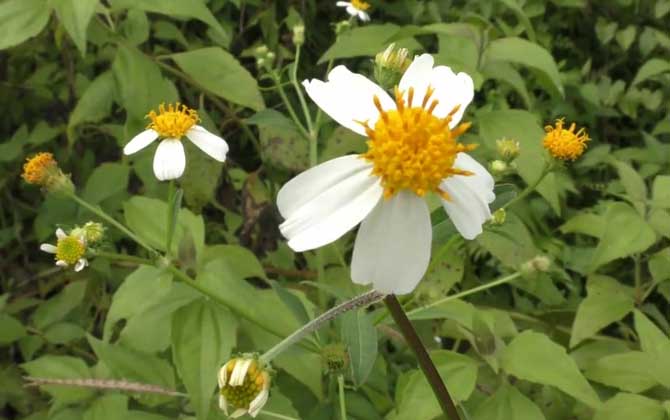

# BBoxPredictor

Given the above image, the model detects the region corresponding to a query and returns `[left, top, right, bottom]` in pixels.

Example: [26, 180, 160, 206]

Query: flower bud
[334, 20, 351, 36]
[321, 343, 349, 374]
[490, 160, 508, 174]
[521, 255, 551, 275]
[218, 356, 271, 418]
[292, 24, 305, 46]
[491, 208, 506, 225]
[496, 138, 520, 160]
[374, 43, 412, 90]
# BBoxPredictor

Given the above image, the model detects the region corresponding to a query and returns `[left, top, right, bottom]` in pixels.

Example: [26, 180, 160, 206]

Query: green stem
[67, 193, 156, 255]
[259, 290, 385, 364]
[258, 411, 300, 420]
[503, 163, 552, 209]
[291, 45, 314, 135]
[94, 251, 153, 266]
[338, 374, 348, 420]
[166, 180, 175, 257]
[273, 72, 311, 140]
[384, 295, 461, 420]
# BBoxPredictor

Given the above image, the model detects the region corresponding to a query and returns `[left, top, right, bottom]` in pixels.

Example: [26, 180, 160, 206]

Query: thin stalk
[503, 164, 552, 209]
[259, 290, 385, 364]
[384, 295, 461, 420]
[273, 72, 311, 140]
[94, 251, 153, 266]
[166, 180, 175, 257]
[338, 374, 348, 420]
[67, 193, 156, 254]
[291, 45, 314, 135]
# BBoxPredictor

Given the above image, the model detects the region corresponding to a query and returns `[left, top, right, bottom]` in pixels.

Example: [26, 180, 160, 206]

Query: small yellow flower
[40, 228, 88, 272]
[22, 153, 57, 185]
[218, 357, 271, 418]
[543, 119, 590, 161]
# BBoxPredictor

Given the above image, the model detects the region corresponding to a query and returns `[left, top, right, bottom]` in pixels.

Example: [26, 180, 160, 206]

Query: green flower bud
[321, 343, 349, 374]
[374, 43, 412, 90]
[496, 138, 521, 160]
[292, 24, 305, 46]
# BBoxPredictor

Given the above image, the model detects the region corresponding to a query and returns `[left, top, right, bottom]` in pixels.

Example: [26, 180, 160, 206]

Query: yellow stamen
[146, 103, 199, 138]
[55, 235, 86, 265]
[361, 86, 475, 199]
[543, 118, 590, 160]
[351, 0, 371, 11]
[22, 153, 57, 185]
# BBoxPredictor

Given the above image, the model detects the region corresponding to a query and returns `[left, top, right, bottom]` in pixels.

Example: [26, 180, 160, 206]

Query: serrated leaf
[473, 385, 546, 420]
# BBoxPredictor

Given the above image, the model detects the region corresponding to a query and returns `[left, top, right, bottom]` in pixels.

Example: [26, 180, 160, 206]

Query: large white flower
[123, 103, 229, 181]
[277, 54, 495, 294]
[336, 0, 371, 22]
[40, 228, 88, 272]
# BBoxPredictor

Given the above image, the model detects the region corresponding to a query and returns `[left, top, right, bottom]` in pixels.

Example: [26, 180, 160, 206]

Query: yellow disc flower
[40, 228, 88, 272]
[336, 0, 371, 21]
[22, 152, 57, 185]
[543, 118, 590, 161]
[277, 54, 495, 294]
[123, 103, 229, 181]
[218, 357, 271, 418]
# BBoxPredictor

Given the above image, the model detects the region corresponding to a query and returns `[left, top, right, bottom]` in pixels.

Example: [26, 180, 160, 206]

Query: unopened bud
[374, 43, 412, 90]
[322, 343, 349, 374]
[490, 160, 508, 174]
[521, 255, 551, 275]
[496, 138, 520, 160]
[491, 208, 506, 225]
[292, 24, 305, 46]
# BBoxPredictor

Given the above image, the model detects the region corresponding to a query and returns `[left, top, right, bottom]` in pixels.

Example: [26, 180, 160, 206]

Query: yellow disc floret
[220, 359, 269, 412]
[361, 87, 475, 199]
[22, 153, 57, 185]
[146, 103, 199, 138]
[543, 118, 590, 161]
[351, 0, 371, 11]
[55, 235, 86, 265]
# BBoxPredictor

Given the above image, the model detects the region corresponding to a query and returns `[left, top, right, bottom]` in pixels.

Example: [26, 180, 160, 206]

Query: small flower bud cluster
[253, 45, 276, 71]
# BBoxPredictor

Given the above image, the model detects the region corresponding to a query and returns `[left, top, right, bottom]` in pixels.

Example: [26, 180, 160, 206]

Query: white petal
[278, 156, 383, 252]
[346, 5, 357, 15]
[351, 191, 432, 294]
[303, 66, 394, 136]
[230, 409, 248, 418]
[56, 228, 67, 240]
[229, 359, 252, 387]
[74, 259, 88, 272]
[153, 139, 185, 181]
[218, 363, 229, 387]
[40, 244, 57, 254]
[398, 54, 475, 127]
[336, 1, 351, 6]
[219, 395, 228, 414]
[440, 154, 495, 240]
[123, 129, 158, 155]
[248, 389, 269, 417]
[186, 125, 228, 162]
[358, 11, 370, 21]
[56, 260, 68, 267]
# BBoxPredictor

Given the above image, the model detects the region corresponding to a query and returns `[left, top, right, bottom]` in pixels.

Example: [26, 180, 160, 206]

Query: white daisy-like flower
[336, 0, 371, 22]
[218, 357, 271, 418]
[40, 228, 88, 272]
[277, 54, 495, 295]
[123, 103, 229, 181]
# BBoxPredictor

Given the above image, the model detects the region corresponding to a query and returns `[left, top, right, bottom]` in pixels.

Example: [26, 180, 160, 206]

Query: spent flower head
[374, 43, 412, 90]
[40, 228, 88, 272]
[322, 343, 349, 374]
[218, 356, 271, 418]
[22, 153, 74, 194]
[543, 118, 590, 161]
[123, 103, 229, 181]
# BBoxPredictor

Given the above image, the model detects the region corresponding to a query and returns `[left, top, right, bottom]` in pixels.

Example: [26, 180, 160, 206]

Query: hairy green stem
[338, 374, 348, 420]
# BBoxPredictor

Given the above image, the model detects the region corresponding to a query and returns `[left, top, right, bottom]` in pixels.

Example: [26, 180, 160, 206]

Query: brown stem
[384, 295, 461, 420]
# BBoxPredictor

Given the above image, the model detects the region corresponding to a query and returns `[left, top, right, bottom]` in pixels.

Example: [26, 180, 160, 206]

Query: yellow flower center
[361, 87, 476, 199]
[55, 235, 86, 265]
[146, 103, 199, 138]
[22, 152, 57, 185]
[351, 0, 371, 11]
[220, 360, 268, 411]
[543, 118, 590, 161]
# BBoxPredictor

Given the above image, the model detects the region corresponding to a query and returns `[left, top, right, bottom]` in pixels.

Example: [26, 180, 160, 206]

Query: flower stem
[384, 294, 461, 420]
[338, 374, 348, 420]
[291, 44, 314, 135]
[94, 251, 153, 266]
[259, 290, 385, 364]
[503, 163, 552, 209]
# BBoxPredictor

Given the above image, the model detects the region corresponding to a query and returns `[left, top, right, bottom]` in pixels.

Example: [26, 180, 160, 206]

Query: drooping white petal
[186, 125, 229, 162]
[358, 10, 370, 21]
[303, 66, 394, 136]
[398, 54, 475, 127]
[74, 259, 88, 272]
[346, 5, 358, 16]
[56, 228, 67, 240]
[56, 260, 68, 267]
[229, 359, 252, 387]
[278, 155, 383, 252]
[336, 1, 351, 6]
[218, 363, 230, 387]
[40, 244, 57, 253]
[351, 191, 432, 294]
[219, 395, 228, 414]
[230, 409, 248, 418]
[123, 129, 159, 155]
[248, 388, 269, 417]
[153, 139, 186, 181]
[440, 154, 495, 240]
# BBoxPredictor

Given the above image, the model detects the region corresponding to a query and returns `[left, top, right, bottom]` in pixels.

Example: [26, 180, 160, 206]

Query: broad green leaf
[570, 275, 635, 347]
[615, 26, 637, 51]
[595, 18, 617, 44]
[171, 48, 264, 111]
[652, 175, 670, 208]
[32, 281, 87, 330]
[594, 393, 665, 420]
[612, 160, 647, 213]
[483, 37, 564, 97]
[82, 163, 130, 204]
[22, 356, 94, 404]
[319, 24, 421, 63]
[502, 330, 601, 408]
[248, 109, 308, 171]
[0, 0, 50, 50]
[51, 0, 98, 55]
[69, 71, 116, 132]
[585, 351, 658, 393]
[172, 300, 236, 420]
[480, 61, 532, 108]
[634, 310, 670, 388]
[589, 202, 656, 271]
[0, 313, 26, 344]
[341, 309, 377, 387]
[320, 126, 367, 161]
[632, 58, 670, 86]
[43, 322, 86, 344]
[83, 394, 128, 420]
[560, 213, 605, 238]
[473, 385, 546, 420]
[476, 212, 538, 268]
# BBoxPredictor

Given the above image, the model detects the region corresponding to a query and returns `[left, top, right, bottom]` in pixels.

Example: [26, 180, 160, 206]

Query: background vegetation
[1, 0, 670, 419]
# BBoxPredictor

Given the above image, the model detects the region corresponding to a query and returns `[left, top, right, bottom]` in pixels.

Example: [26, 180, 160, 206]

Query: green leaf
[476, 212, 538, 268]
[82, 163, 129, 204]
[612, 160, 647, 212]
[0, 0, 51, 50]
[22, 356, 95, 404]
[69, 71, 116, 132]
[172, 299, 237, 420]
[483, 37, 564, 97]
[320, 126, 367, 162]
[502, 330, 601, 408]
[560, 213, 605, 238]
[570, 275, 635, 347]
[50, 0, 98, 55]
[341, 309, 377, 387]
[594, 393, 665, 420]
[83, 394, 128, 420]
[634, 310, 670, 388]
[631, 58, 670, 86]
[589, 202, 656, 271]
[319, 24, 421, 63]
[473, 385, 546, 420]
[32, 281, 87, 330]
[171, 48, 264, 111]
[652, 175, 670, 208]
[615, 26, 637, 51]
[584, 351, 658, 393]
[0, 313, 26, 344]
[248, 109, 308, 171]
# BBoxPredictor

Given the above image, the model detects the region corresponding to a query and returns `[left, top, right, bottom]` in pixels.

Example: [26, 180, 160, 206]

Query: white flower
[218, 357, 271, 418]
[336, 0, 371, 22]
[277, 54, 495, 295]
[123, 103, 229, 181]
[40, 228, 88, 272]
